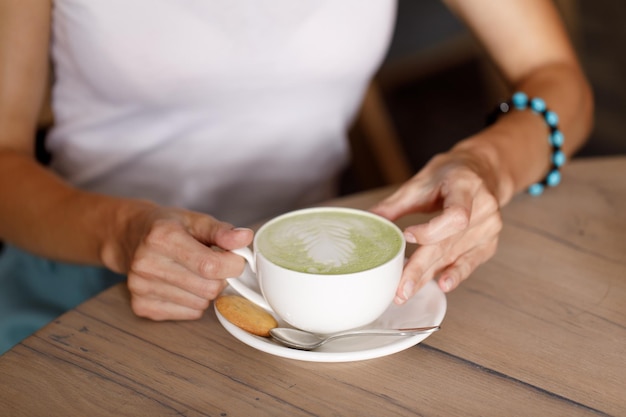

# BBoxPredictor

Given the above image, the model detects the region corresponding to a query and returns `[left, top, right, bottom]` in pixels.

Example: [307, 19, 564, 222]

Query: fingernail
[233, 227, 253, 233]
[441, 277, 454, 292]
[402, 280, 415, 300]
[403, 231, 417, 244]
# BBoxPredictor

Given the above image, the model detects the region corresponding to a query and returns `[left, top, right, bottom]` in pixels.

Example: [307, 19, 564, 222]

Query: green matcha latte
[256, 210, 403, 275]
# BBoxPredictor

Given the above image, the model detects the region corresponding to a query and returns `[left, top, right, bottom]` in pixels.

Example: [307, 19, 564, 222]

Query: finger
[130, 296, 206, 321]
[403, 183, 474, 245]
[370, 180, 437, 221]
[188, 215, 254, 250]
[394, 220, 499, 304]
[130, 250, 232, 297]
[438, 239, 499, 292]
[127, 274, 227, 310]
[408, 214, 501, 292]
[394, 244, 441, 305]
[178, 218, 253, 277]
[150, 229, 246, 280]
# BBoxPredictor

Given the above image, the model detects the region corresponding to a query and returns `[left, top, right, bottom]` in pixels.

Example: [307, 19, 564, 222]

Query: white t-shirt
[47, 0, 396, 225]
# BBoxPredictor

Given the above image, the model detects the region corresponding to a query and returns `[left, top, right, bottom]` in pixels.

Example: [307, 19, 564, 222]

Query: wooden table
[1, 156, 624, 416]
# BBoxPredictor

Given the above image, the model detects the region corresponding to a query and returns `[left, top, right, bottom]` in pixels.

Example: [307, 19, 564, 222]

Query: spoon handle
[326, 325, 440, 342]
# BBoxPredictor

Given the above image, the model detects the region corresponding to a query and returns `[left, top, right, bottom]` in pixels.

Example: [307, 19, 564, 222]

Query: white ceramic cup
[227, 207, 406, 334]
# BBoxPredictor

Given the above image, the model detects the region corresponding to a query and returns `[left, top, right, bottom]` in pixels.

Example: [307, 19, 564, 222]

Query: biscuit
[215, 295, 278, 337]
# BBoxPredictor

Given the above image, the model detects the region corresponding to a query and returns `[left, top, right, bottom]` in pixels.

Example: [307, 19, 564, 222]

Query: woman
[0, 0, 593, 354]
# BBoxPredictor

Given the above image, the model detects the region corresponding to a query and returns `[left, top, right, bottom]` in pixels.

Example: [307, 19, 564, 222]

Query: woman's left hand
[370, 147, 504, 303]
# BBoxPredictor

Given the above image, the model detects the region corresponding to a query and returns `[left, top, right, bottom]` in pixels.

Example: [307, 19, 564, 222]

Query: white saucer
[214, 266, 447, 362]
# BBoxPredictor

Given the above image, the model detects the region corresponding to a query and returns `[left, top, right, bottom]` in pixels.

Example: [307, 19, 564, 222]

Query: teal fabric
[0, 245, 125, 355]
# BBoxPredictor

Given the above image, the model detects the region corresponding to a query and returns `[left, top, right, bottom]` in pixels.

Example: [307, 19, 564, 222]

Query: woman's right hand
[117, 206, 254, 321]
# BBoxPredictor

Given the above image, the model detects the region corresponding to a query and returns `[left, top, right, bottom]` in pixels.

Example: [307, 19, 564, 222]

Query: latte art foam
[257, 211, 402, 274]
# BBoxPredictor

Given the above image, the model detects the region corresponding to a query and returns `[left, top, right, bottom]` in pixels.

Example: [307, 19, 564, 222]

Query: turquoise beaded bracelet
[487, 91, 565, 196]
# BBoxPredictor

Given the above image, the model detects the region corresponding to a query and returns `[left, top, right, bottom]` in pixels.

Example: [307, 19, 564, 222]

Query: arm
[0, 0, 250, 320]
[0, 0, 117, 265]
[372, 0, 593, 300]
[445, 0, 593, 203]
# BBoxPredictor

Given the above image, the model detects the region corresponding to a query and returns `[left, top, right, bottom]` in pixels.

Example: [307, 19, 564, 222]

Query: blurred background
[342, 0, 626, 193]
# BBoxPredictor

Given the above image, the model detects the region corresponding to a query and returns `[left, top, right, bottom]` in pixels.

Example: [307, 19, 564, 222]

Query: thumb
[214, 226, 254, 251]
[215, 227, 254, 250]
[187, 212, 254, 250]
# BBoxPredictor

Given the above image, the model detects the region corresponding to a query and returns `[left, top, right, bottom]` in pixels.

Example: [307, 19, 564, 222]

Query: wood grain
[1, 156, 624, 417]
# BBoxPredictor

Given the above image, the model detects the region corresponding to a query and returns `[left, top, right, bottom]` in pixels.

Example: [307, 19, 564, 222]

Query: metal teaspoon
[269, 325, 440, 350]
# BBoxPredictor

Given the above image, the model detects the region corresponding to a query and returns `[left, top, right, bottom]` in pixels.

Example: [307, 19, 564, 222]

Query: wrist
[487, 92, 567, 197]
[451, 136, 516, 206]
[99, 197, 158, 274]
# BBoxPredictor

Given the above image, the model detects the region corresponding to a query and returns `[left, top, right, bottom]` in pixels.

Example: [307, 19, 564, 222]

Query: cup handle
[227, 247, 272, 311]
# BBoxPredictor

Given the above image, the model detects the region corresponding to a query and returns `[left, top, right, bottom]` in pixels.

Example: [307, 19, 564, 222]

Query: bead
[553, 150, 566, 167]
[530, 97, 546, 113]
[546, 170, 561, 187]
[512, 92, 528, 110]
[528, 183, 544, 196]
[550, 130, 564, 147]
[544, 111, 559, 127]
[488, 92, 564, 196]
